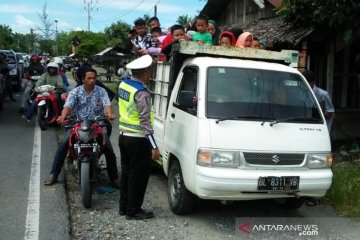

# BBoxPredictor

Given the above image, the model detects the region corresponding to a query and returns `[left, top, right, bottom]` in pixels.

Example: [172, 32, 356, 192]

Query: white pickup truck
[151, 41, 333, 215]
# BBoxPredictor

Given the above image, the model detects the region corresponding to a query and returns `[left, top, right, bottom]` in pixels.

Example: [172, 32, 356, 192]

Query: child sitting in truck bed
[161, 24, 187, 58]
[192, 14, 212, 45]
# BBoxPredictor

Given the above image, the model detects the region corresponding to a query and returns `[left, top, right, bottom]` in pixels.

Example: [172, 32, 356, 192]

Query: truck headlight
[197, 149, 239, 168]
[307, 153, 332, 168]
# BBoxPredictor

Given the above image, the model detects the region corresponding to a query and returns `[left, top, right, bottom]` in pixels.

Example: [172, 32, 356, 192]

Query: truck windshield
[206, 67, 322, 123]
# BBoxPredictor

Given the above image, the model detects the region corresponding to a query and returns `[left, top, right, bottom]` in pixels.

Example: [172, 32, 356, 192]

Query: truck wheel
[274, 197, 305, 209]
[167, 160, 195, 215]
[80, 161, 92, 208]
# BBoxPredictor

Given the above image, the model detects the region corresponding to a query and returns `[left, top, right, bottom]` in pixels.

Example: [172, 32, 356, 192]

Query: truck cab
[152, 41, 333, 214]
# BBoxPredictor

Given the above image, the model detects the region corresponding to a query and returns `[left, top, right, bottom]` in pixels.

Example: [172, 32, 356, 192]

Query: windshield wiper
[216, 116, 273, 124]
[269, 117, 322, 126]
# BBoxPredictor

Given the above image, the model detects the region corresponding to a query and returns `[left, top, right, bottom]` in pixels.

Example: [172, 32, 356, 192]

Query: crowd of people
[126, 14, 266, 61]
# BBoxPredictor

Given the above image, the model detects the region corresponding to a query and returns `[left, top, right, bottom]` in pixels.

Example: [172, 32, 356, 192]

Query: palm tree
[177, 15, 192, 28]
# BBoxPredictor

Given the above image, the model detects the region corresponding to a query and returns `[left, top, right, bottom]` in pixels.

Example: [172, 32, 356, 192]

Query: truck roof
[171, 41, 299, 68]
[183, 56, 300, 74]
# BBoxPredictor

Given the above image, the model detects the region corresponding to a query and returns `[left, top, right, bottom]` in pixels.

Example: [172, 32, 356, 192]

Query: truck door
[164, 66, 199, 166]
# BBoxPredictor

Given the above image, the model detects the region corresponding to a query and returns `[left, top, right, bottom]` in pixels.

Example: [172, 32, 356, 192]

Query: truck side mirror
[178, 90, 195, 108]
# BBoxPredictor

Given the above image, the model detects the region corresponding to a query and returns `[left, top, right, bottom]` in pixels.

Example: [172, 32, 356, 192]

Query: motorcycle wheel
[80, 160, 92, 208]
[37, 105, 48, 130]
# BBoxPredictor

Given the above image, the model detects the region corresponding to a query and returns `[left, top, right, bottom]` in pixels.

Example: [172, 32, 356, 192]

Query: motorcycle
[26, 75, 41, 105]
[65, 116, 108, 208]
[34, 84, 61, 130]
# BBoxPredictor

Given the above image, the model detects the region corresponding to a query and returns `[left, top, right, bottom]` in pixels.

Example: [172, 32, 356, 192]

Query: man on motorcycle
[43, 67, 120, 188]
[53, 57, 70, 91]
[22, 62, 65, 122]
[19, 54, 45, 113]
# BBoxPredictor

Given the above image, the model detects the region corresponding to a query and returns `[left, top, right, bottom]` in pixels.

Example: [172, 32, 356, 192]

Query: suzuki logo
[271, 155, 280, 164]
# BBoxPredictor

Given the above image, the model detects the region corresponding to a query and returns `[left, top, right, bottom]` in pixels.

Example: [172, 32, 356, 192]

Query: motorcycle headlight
[197, 149, 240, 168]
[307, 153, 332, 168]
[9, 68, 17, 75]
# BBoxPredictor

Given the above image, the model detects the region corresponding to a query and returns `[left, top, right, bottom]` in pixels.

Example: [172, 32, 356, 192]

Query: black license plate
[257, 176, 299, 191]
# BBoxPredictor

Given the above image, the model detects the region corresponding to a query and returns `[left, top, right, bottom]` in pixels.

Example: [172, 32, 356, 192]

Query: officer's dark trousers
[118, 134, 151, 215]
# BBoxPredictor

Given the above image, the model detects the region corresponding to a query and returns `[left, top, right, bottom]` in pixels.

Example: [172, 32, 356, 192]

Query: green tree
[36, 2, 54, 39]
[0, 24, 15, 49]
[142, 14, 150, 25]
[57, 31, 73, 56]
[276, 0, 360, 42]
[12, 33, 30, 52]
[66, 31, 107, 59]
[103, 20, 131, 48]
[177, 14, 192, 27]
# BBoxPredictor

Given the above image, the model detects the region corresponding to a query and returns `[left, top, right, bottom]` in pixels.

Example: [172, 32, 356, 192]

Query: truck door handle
[171, 113, 175, 118]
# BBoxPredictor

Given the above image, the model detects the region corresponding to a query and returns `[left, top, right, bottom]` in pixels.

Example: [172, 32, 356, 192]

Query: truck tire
[274, 197, 305, 209]
[80, 160, 92, 208]
[167, 160, 195, 215]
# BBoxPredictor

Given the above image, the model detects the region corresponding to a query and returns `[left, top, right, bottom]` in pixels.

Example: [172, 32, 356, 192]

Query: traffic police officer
[118, 55, 160, 220]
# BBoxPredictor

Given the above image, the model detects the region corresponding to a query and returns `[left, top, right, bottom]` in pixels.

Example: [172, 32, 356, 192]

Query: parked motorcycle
[65, 116, 108, 208]
[34, 84, 60, 130]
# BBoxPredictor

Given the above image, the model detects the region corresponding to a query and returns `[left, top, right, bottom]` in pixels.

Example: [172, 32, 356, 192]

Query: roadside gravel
[63, 99, 237, 240]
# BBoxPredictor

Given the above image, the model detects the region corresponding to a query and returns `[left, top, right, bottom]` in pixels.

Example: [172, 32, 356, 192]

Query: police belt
[119, 131, 145, 138]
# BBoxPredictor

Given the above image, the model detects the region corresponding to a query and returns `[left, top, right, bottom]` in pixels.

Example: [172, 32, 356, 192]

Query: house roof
[95, 47, 114, 56]
[225, 17, 314, 48]
[200, 0, 231, 20]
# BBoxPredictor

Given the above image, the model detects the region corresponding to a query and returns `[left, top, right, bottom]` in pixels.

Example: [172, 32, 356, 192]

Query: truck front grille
[243, 153, 305, 165]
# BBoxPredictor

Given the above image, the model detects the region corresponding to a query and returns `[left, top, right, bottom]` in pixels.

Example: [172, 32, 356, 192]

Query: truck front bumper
[195, 166, 333, 200]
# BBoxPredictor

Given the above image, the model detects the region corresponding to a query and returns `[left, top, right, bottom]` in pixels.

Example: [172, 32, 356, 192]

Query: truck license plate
[257, 176, 299, 191]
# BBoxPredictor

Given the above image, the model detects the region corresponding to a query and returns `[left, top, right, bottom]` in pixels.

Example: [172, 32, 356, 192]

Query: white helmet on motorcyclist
[52, 57, 63, 65]
[47, 62, 59, 69]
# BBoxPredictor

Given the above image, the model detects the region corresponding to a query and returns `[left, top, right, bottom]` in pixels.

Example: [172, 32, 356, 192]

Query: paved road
[2, 78, 360, 240]
[0, 94, 69, 240]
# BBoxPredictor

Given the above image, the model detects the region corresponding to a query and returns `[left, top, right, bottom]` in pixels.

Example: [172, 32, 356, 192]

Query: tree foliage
[0, 25, 15, 49]
[103, 21, 131, 48]
[65, 31, 107, 58]
[36, 2, 54, 40]
[177, 15, 192, 28]
[276, 0, 360, 42]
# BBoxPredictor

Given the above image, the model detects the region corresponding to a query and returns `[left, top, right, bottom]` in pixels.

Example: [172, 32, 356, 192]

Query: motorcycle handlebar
[63, 116, 109, 128]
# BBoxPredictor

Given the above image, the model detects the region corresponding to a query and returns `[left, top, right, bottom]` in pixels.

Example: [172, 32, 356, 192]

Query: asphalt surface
[1, 76, 360, 240]
[0, 93, 70, 240]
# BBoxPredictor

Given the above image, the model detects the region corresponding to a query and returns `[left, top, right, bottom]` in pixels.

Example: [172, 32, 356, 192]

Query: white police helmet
[126, 55, 153, 70]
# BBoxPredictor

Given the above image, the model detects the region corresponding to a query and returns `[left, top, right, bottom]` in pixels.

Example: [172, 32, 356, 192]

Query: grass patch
[326, 162, 360, 217]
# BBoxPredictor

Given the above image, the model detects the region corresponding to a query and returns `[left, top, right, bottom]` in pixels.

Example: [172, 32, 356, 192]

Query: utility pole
[154, 5, 157, 17]
[54, 20, 58, 56]
[30, 28, 34, 54]
[84, 0, 98, 32]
